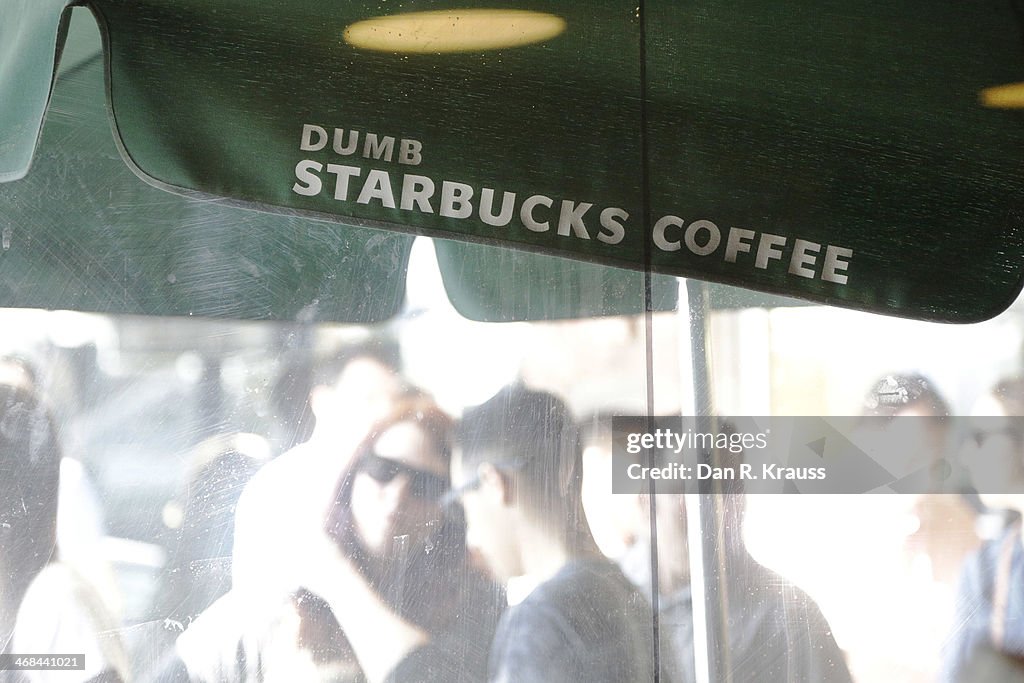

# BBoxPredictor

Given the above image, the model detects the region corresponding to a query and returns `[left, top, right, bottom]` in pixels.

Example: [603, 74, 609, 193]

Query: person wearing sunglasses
[304, 385, 661, 683]
[298, 396, 502, 683]
[158, 395, 501, 683]
[323, 396, 502, 640]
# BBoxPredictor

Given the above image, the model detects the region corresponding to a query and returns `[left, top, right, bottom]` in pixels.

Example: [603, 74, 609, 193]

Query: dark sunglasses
[358, 452, 449, 501]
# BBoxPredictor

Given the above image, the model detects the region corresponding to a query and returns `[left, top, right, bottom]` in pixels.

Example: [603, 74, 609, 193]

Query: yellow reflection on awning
[980, 82, 1024, 109]
[344, 9, 566, 53]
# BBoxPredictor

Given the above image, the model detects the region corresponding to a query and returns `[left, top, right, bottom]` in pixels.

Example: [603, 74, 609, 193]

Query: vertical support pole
[684, 278, 733, 683]
[637, 0, 661, 678]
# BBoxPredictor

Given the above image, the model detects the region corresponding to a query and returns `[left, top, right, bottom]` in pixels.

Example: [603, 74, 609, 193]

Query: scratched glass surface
[5, 263, 1024, 682]
[3, 8, 1024, 683]
[6, 2, 1024, 322]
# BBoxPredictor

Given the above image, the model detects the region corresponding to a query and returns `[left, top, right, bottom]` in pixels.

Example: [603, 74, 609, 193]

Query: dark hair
[863, 374, 951, 418]
[0, 383, 60, 605]
[458, 385, 582, 520]
[324, 397, 465, 631]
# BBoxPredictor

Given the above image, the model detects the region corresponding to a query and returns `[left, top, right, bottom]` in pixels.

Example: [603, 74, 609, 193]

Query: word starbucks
[626, 462, 827, 481]
[291, 124, 854, 285]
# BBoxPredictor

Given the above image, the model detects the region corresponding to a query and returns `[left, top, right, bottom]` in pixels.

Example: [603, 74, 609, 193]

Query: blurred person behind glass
[0, 354, 121, 630]
[578, 414, 645, 561]
[148, 434, 270, 651]
[943, 377, 1024, 682]
[315, 395, 502, 682]
[0, 380, 128, 683]
[860, 374, 979, 585]
[304, 385, 662, 683]
[230, 339, 407, 599]
[151, 395, 500, 682]
[615, 420, 852, 683]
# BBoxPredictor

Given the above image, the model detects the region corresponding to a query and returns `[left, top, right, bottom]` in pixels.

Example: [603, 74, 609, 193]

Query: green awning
[3, 2, 1023, 322]
[0, 45, 410, 323]
[0, 14, 679, 322]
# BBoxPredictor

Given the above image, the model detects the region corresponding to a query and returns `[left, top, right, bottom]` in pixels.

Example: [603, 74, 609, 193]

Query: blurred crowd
[3, 345, 1024, 682]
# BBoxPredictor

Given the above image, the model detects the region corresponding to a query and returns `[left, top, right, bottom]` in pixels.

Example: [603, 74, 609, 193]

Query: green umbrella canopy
[0, 42, 410, 322]
[3, 1, 1023, 322]
[0, 9, 681, 322]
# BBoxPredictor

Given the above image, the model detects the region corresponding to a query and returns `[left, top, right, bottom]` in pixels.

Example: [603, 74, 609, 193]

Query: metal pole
[684, 278, 733, 683]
